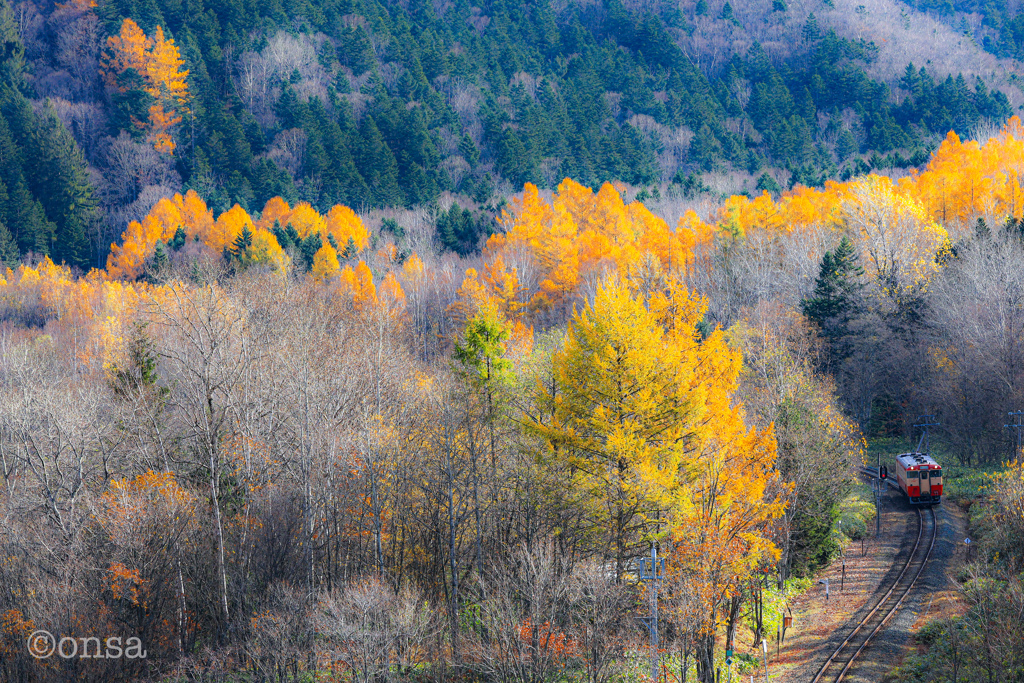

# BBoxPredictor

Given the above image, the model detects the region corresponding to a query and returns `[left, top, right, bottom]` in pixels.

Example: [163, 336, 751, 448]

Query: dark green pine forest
[0, 0, 1016, 269]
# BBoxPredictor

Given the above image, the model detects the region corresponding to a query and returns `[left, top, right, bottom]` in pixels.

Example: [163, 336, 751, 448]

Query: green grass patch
[838, 482, 876, 540]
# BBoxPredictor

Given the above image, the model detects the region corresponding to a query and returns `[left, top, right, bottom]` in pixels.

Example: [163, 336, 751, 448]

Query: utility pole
[639, 542, 665, 683]
[875, 477, 880, 536]
[1004, 411, 1024, 464]
[912, 415, 940, 454]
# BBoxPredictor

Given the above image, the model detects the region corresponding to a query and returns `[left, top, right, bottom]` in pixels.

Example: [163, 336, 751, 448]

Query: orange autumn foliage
[147, 26, 189, 107]
[105, 562, 145, 607]
[256, 196, 293, 231]
[1, 609, 34, 659]
[709, 118, 1024, 243]
[378, 271, 406, 304]
[325, 204, 369, 252]
[99, 470, 198, 545]
[106, 195, 382, 289]
[253, 198, 367, 256]
[101, 18, 151, 82]
[147, 103, 181, 154]
[487, 179, 708, 313]
[206, 204, 255, 254]
[106, 190, 213, 279]
[516, 619, 581, 658]
[337, 260, 377, 309]
[102, 19, 189, 153]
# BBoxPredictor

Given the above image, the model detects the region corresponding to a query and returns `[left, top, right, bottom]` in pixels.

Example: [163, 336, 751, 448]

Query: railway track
[810, 477, 938, 683]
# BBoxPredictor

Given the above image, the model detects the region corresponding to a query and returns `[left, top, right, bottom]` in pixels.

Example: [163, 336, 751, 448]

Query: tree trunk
[725, 593, 742, 652]
[209, 447, 230, 631]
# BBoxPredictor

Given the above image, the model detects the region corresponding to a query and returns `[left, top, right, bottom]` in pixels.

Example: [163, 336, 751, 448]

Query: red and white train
[893, 452, 943, 505]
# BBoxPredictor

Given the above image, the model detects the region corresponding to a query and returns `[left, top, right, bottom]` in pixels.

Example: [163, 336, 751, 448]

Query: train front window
[907, 471, 919, 479]
[920, 470, 929, 480]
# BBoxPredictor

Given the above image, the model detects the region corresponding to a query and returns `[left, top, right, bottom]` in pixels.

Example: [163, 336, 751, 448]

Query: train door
[906, 469, 919, 498]
[918, 469, 929, 500]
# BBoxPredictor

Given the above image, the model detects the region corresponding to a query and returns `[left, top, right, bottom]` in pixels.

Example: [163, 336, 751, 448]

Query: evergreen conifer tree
[2, 94, 97, 268]
[0, 220, 15, 265]
[801, 237, 864, 368]
[299, 232, 322, 271]
[272, 220, 292, 250]
[756, 172, 782, 196]
[0, 1, 26, 92]
[690, 124, 722, 170]
[151, 240, 169, 274]
[229, 225, 253, 264]
[803, 13, 820, 42]
[357, 115, 403, 207]
[169, 226, 186, 250]
[835, 129, 857, 161]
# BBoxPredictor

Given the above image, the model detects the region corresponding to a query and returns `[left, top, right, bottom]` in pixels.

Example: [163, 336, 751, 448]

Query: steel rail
[809, 471, 937, 683]
[833, 506, 936, 682]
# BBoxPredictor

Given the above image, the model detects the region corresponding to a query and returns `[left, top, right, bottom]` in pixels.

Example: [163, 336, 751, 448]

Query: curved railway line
[809, 472, 938, 683]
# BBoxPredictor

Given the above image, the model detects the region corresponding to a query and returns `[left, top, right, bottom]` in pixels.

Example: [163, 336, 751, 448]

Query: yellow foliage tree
[311, 242, 341, 282]
[287, 202, 326, 239]
[492, 180, 697, 314]
[147, 26, 189, 107]
[842, 176, 949, 310]
[249, 227, 291, 272]
[325, 205, 368, 254]
[524, 276, 784, 586]
[206, 204, 255, 254]
[402, 252, 425, 281]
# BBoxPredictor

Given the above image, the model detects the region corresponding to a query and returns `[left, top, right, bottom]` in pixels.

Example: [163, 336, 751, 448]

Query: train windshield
[907, 470, 919, 478]
[920, 470, 929, 480]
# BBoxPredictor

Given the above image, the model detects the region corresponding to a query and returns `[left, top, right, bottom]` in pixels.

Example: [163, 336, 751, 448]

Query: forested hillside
[3, 110, 1024, 680]
[1, 0, 1019, 269]
[3, 0, 1024, 678]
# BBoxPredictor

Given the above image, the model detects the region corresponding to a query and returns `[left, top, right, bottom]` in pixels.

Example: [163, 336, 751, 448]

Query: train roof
[896, 452, 941, 469]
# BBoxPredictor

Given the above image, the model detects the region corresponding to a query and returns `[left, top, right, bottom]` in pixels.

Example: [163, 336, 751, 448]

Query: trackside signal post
[639, 542, 664, 683]
[874, 478, 881, 536]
